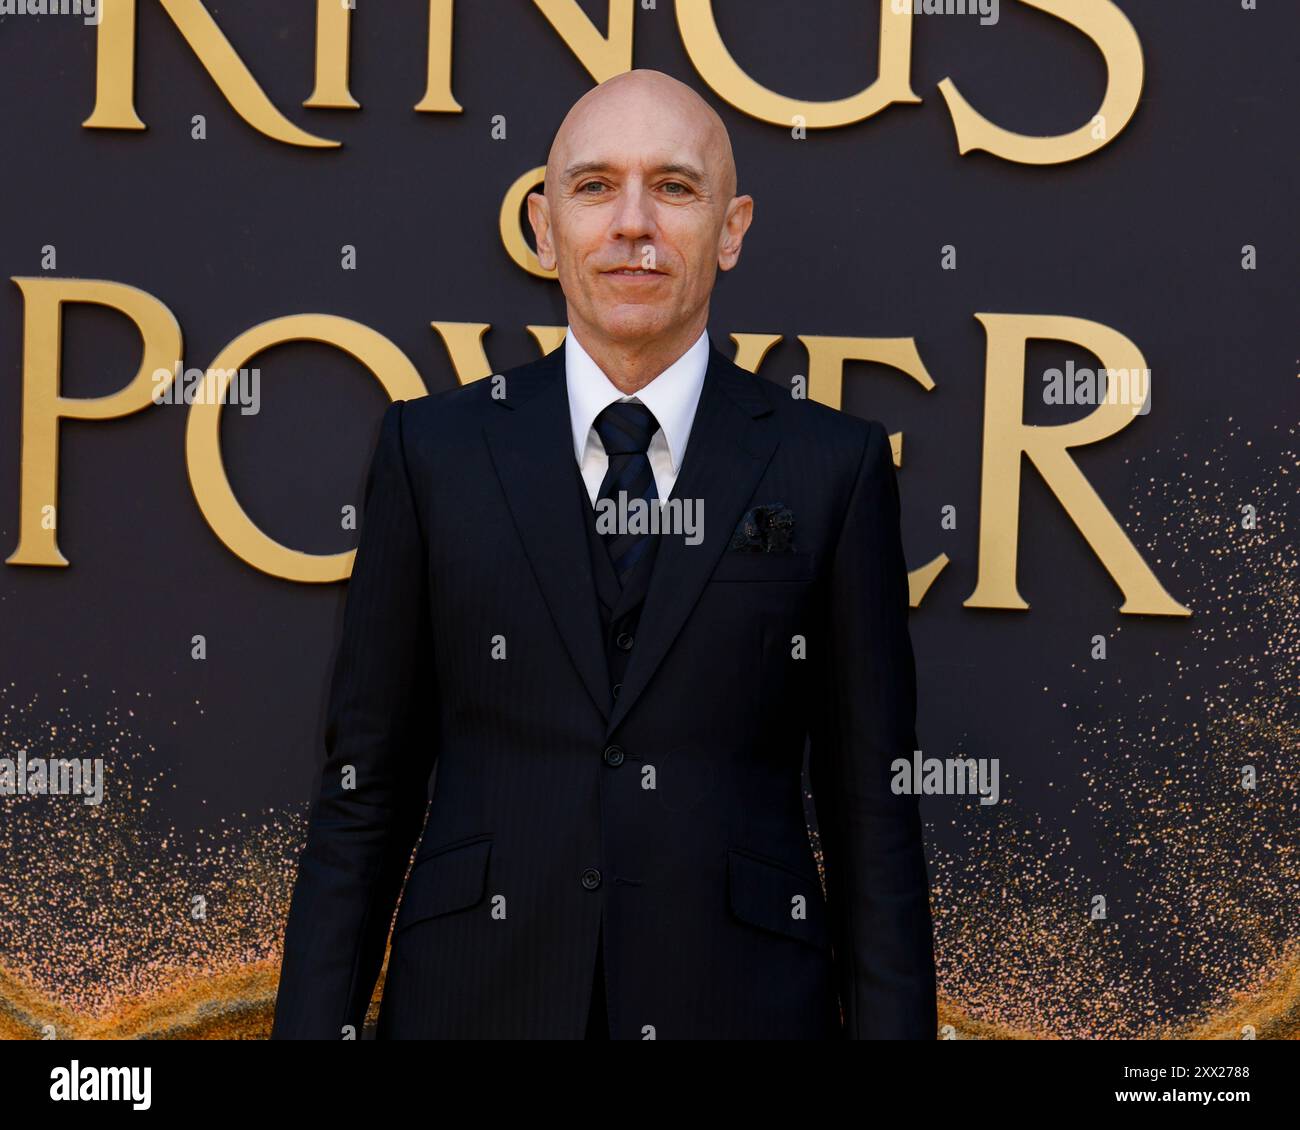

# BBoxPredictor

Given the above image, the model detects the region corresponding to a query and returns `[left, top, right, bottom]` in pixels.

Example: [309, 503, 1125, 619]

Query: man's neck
[568, 319, 706, 395]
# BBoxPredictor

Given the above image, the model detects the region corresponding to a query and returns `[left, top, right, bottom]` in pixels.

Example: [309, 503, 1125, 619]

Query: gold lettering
[186, 316, 426, 582]
[526, 325, 569, 357]
[430, 322, 494, 384]
[677, 0, 917, 127]
[84, 0, 338, 148]
[727, 333, 782, 376]
[502, 167, 558, 279]
[532, 0, 634, 83]
[415, 0, 463, 113]
[7, 278, 183, 567]
[965, 313, 1188, 615]
[799, 334, 942, 606]
[938, 0, 1143, 165]
[305, 0, 359, 110]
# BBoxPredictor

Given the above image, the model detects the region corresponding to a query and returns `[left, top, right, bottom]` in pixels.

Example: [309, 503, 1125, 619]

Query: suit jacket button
[603, 745, 624, 767]
[615, 632, 634, 650]
[581, 868, 602, 890]
[611, 682, 623, 699]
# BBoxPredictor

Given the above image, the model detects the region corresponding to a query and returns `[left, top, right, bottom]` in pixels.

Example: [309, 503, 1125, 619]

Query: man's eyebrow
[657, 162, 707, 184]
[561, 160, 708, 186]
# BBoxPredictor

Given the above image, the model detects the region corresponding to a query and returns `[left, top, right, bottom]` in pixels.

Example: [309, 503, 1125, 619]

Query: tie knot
[594, 400, 660, 456]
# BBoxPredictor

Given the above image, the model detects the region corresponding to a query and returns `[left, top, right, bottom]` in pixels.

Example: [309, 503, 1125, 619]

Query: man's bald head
[527, 68, 754, 387]
[544, 70, 738, 205]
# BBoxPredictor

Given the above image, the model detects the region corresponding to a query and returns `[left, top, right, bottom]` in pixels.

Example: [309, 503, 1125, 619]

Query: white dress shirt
[565, 327, 710, 505]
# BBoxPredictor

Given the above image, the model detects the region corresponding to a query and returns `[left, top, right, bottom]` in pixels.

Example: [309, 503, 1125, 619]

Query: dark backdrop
[0, 0, 1295, 1039]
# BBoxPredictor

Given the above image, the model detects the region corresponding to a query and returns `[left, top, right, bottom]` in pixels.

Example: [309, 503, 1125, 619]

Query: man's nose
[607, 180, 656, 244]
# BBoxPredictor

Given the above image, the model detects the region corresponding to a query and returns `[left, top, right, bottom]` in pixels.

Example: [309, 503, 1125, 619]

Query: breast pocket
[726, 847, 828, 951]
[393, 834, 492, 936]
[709, 550, 815, 583]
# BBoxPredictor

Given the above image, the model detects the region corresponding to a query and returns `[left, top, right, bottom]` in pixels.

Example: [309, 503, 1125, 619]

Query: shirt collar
[564, 327, 710, 472]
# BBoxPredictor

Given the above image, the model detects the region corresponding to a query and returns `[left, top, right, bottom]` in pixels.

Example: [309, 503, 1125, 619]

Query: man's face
[529, 82, 750, 348]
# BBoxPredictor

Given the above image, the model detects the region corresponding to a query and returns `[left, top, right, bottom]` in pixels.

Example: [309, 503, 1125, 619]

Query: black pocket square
[729, 503, 795, 553]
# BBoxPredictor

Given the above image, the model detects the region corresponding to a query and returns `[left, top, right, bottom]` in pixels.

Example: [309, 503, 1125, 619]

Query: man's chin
[589, 308, 672, 343]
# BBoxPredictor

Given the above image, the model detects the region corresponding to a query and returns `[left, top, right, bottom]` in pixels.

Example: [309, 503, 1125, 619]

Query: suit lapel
[604, 341, 779, 737]
[482, 348, 611, 723]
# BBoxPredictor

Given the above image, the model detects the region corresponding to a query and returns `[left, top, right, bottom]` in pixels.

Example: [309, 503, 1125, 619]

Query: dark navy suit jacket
[271, 335, 936, 1039]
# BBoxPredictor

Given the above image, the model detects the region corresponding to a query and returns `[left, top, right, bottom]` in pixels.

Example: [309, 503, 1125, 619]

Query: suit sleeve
[271, 399, 438, 1039]
[808, 419, 937, 1039]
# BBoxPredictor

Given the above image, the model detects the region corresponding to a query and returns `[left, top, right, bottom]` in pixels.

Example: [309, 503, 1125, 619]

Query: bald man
[273, 70, 936, 1040]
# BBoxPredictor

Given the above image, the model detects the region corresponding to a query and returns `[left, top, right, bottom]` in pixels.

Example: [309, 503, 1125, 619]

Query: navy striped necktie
[593, 400, 661, 586]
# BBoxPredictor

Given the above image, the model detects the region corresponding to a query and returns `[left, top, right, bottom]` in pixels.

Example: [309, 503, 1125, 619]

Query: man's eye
[662, 182, 688, 194]
[579, 182, 607, 194]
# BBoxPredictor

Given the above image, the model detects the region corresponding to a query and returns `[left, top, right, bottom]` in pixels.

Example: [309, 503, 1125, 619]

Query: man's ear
[718, 194, 754, 272]
[527, 191, 556, 271]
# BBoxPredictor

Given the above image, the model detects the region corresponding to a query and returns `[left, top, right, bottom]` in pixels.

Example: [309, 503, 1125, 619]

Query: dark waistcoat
[574, 462, 658, 703]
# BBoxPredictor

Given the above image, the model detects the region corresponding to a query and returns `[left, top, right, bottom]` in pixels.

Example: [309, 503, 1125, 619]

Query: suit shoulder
[395, 348, 560, 436]
[756, 373, 884, 460]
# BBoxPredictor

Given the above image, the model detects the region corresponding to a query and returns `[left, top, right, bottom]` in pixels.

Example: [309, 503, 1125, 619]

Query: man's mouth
[604, 267, 664, 276]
